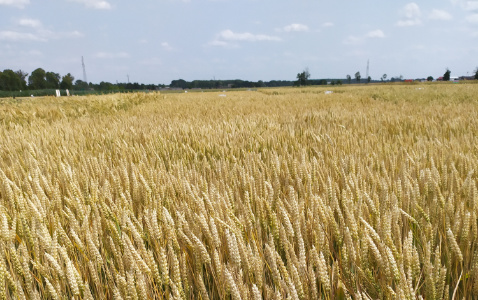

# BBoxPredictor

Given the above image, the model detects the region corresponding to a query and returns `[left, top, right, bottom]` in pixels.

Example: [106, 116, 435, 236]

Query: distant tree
[98, 81, 118, 91]
[60, 73, 75, 90]
[390, 75, 403, 82]
[295, 68, 310, 86]
[443, 69, 451, 81]
[74, 79, 89, 90]
[170, 79, 188, 89]
[45, 72, 61, 89]
[29, 68, 47, 89]
[337, 80, 343, 85]
[381, 74, 387, 82]
[355, 71, 361, 83]
[427, 76, 434, 81]
[367, 76, 371, 83]
[474, 68, 478, 80]
[0, 69, 23, 91]
[346, 75, 351, 84]
[15, 70, 28, 90]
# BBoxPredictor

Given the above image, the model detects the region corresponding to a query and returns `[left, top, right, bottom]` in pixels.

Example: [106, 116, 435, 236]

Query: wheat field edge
[0, 84, 477, 299]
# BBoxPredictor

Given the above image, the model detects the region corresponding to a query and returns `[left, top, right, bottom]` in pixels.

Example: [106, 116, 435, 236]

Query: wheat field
[0, 84, 477, 299]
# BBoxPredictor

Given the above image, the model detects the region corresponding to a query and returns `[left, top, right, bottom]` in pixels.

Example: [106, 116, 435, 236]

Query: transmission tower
[82, 56, 88, 83]
[366, 59, 369, 79]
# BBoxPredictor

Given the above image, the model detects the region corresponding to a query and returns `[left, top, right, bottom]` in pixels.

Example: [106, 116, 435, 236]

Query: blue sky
[1, 0, 477, 84]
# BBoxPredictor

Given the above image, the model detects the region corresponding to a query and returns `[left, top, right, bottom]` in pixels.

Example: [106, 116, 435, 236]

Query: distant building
[436, 76, 459, 82]
[159, 87, 182, 91]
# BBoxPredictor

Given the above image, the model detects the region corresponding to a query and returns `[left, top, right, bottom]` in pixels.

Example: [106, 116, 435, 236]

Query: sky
[1, 0, 477, 84]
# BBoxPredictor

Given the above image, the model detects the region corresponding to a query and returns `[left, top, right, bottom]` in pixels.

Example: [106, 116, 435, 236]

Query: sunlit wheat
[0, 83, 477, 298]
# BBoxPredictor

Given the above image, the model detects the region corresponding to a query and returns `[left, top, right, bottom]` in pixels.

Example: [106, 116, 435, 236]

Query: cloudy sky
[1, 0, 477, 84]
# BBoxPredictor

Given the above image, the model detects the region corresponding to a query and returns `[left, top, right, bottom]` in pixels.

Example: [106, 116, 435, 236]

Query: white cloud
[451, 0, 478, 23]
[429, 9, 453, 20]
[466, 1, 478, 11]
[0, 0, 29, 8]
[69, 0, 112, 10]
[59, 30, 84, 38]
[343, 35, 362, 45]
[161, 42, 174, 51]
[218, 30, 281, 42]
[403, 3, 421, 18]
[0, 31, 46, 41]
[18, 18, 42, 28]
[397, 3, 422, 26]
[466, 13, 478, 22]
[322, 22, 334, 27]
[451, 0, 478, 11]
[208, 30, 280, 48]
[366, 29, 385, 38]
[0, 19, 83, 42]
[344, 29, 385, 45]
[396, 20, 420, 27]
[96, 52, 130, 59]
[283, 23, 309, 32]
[207, 40, 233, 48]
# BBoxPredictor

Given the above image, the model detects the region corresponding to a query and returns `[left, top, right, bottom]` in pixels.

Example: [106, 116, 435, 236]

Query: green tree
[381, 74, 387, 82]
[46, 72, 61, 89]
[427, 76, 434, 81]
[346, 74, 351, 84]
[170, 79, 188, 89]
[74, 79, 89, 90]
[0, 69, 23, 91]
[355, 71, 361, 83]
[98, 81, 118, 91]
[60, 73, 75, 90]
[295, 68, 310, 86]
[474, 68, 478, 80]
[367, 76, 371, 83]
[15, 70, 28, 90]
[443, 69, 451, 81]
[29, 68, 47, 89]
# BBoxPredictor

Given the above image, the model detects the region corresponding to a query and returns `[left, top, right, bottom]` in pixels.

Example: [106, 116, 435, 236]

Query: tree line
[0, 68, 76, 91]
[0, 67, 342, 93]
[3, 67, 477, 93]
[169, 78, 344, 89]
[168, 79, 302, 89]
